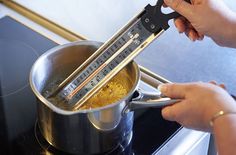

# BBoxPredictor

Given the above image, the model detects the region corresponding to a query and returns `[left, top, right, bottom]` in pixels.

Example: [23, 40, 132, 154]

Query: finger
[197, 33, 204, 41]
[161, 99, 186, 121]
[158, 83, 186, 99]
[185, 22, 203, 41]
[184, 26, 200, 41]
[162, 99, 191, 125]
[161, 106, 176, 121]
[174, 17, 187, 33]
[185, 22, 198, 41]
[209, 81, 217, 85]
[209, 81, 226, 89]
[164, 0, 194, 20]
[219, 84, 226, 89]
[188, 29, 199, 41]
[184, 27, 192, 40]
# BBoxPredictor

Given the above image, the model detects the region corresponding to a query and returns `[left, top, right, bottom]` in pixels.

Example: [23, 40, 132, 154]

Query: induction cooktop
[0, 16, 180, 155]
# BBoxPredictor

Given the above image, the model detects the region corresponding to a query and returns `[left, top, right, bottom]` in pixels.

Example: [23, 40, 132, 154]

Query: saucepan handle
[122, 89, 181, 114]
[122, 88, 236, 115]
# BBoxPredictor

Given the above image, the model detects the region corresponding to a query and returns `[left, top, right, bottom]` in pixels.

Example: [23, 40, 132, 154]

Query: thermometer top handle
[141, 0, 190, 33]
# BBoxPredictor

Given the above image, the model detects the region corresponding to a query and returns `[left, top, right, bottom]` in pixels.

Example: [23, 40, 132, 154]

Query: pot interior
[31, 41, 139, 112]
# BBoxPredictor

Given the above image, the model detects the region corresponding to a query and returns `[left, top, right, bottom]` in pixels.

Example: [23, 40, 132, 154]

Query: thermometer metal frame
[51, 0, 181, 110]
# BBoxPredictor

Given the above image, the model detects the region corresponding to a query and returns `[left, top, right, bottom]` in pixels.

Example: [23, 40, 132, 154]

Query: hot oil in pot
[43, 68, 133, 111]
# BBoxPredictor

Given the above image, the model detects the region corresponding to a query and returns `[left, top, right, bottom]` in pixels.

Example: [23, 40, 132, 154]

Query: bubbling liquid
[43, 69, 133, 111]
[80, 80, 128, 110]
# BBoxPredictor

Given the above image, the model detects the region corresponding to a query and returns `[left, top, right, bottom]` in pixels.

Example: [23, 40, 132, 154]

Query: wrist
[212, 113, 236, 155]
[209, 110, 236, 127]
[205, 95, 236, 131]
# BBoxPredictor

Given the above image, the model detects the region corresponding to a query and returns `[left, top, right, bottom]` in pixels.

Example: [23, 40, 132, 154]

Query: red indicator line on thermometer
[67, 63, 106, 99]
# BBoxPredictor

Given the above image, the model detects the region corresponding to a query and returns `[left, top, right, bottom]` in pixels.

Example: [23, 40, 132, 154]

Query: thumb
[158, 83, 186, 99]
[164, 0, 193, 20]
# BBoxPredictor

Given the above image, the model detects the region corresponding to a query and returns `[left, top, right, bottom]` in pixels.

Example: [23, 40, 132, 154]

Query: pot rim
[29, 40, 140, 115]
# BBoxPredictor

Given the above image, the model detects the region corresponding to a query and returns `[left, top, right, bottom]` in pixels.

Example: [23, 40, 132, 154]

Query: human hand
[164, 0, 236, 47]
[159, 82, 236, 132]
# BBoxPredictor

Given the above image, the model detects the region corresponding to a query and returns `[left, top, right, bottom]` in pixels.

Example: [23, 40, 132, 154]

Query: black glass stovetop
[0, 16, 180, 155]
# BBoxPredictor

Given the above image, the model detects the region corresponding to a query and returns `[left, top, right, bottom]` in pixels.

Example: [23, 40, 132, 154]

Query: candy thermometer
[48, 0, 185, 110]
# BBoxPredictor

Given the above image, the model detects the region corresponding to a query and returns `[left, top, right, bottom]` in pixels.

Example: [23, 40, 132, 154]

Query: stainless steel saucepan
[29, 40, 178, 154]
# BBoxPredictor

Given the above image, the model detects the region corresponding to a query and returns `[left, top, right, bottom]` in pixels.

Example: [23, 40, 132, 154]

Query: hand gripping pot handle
[122, 89, 181, 115]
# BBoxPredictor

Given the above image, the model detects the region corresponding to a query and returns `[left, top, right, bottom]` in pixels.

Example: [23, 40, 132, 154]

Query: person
[158, 0, 236, 154]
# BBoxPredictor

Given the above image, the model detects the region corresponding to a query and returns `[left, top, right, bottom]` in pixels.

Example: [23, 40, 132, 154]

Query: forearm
[218, 11, 236, 48]
[213, 114, 236, 155]
[226, 19, 236, 48]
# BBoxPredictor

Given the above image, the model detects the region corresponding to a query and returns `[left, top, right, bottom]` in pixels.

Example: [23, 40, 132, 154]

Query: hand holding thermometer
[48, 0, 187, 110]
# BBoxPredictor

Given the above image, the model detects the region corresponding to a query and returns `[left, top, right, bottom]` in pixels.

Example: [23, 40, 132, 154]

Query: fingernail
[162, 107, 169, 116]
[189, 37, 194, 41]
[158, 84, 167, 93]
[161, 107, 174, 121]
